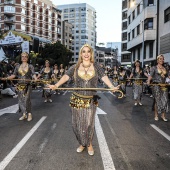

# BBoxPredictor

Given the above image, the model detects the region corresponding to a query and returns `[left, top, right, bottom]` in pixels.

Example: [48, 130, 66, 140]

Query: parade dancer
[112, 66, 119, 87]
[48, 44, 119, 156]
[118, 67, 127, 97]
[37, 60, 53, 103]
[129, 60, 144, 106]
[2, 52, 37, 121]
[52, 64, 60, 94]
[147, 54, 168, 121]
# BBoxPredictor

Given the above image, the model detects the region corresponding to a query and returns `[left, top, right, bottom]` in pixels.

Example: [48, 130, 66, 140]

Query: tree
[40, 42, 73, 67]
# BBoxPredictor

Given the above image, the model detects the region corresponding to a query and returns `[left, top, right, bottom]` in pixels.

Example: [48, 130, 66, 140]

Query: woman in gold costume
[48, 44, 119, 156]
[148, 54, 168, 121]
[2, 52, 37, 121]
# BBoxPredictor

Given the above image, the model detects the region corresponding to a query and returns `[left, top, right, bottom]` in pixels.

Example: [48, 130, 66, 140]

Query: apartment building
[62, 20, 72, 51]
[158, 0, 170, 63]
[58, 3, 97, 63]
[127, 0, 157, 67]
[0, 0, 62, 42]
[121, 0, 131, 66]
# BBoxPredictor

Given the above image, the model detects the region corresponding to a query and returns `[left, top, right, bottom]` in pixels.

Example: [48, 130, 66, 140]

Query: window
[137, 24, 140, 35]
[64, 9, 68, 13]
[64, 15, 68, 18]
[122, 43, 127, 51]
[137, 4, 140, 15]
[132, 29, 135, 38]
[81, 13, 86, 17]
[133, 50, 136, 61]
[144, 18, 153, 30]
[148, 0, 154, 6]
[128, 32, 130, 41]
[165, 7, 170, 23]
[69, 14, 75, 18]
[149, 42, 153, 58]
[81, 7, 86, 11]
[132, 10, 135, 20]
[128, 15, 131, 25]
[144, 45, 146, 59]
[70, 8, 75, 12]
[138, 48, 140, 60]
[122, 32, 127, 41]
[122, 21, 127, 30]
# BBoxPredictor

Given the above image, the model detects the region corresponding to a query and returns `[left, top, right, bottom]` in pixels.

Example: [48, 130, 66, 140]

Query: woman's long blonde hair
[76, 44, 95, 69]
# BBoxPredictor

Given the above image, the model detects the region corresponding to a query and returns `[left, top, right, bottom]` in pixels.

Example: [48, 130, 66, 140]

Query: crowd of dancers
[0, 45, 169, 156]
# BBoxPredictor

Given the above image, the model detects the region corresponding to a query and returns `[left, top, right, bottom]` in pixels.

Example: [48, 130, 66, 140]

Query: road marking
[63, 90, 68, 95]
[0, 116, 47, 170]
[38, 123, 57, 155]
[0, 104, 19, 116]
[97, 107, 107, 114]
[109, 91, 117, 97]
[96, 108, 116, 170]
[150, 124, 170, 141]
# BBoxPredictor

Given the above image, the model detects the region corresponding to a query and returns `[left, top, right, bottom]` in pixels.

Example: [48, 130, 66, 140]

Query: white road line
[150, 124, 170, 141]
[109, 91, 117, 97]
[63, 90, 68, 95]
[0, 116, 47, 170]
[95, 112, 116, 170]
[0, 104, 19, 116]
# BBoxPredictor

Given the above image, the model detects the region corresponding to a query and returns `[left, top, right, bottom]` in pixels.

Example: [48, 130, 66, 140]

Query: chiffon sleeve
[94, 63, 106, 79]
[13, 64, 19, 77]
[29, 64, 35, 76]
[65, 64, 76, 78]
[150, 66, 156, 78]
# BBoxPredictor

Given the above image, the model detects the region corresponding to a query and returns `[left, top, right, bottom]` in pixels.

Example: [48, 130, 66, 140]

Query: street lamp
[131, 0, 145, 68]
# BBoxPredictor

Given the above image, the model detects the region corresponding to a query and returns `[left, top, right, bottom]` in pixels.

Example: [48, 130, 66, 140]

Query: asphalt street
[0, 87, 170, 170]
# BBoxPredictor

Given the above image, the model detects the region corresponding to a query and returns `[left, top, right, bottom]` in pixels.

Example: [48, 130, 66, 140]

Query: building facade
[121, 0, 131, 66]
[127, 0, 157, 67]
[62, 20, 72, 50]
[96, 46, 118, 68]
[0, 0, 62, 42]
[158, 0, 170, 63]
[58, 3, 97, 63]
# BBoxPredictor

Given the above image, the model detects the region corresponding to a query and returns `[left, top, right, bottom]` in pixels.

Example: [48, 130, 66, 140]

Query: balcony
[4, 26, 15, 31]
[144, 5, 157, 19]
[4, 8, 15, 15]
[4, 0, 15, 5]
[127, 29, 156, 50]
[4, 18, 15, 24]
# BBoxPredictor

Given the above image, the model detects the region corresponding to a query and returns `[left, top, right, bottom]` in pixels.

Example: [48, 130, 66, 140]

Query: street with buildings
[0, 87, 170, 170]
[0, 0, 170, 170]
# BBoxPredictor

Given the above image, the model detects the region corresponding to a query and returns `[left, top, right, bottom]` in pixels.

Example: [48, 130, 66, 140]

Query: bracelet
[6, 77, 8, 80]
[109, 85, 114, 89]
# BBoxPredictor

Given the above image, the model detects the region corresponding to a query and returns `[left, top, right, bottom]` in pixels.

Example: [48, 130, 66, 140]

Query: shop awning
[2, 31, 32, 41]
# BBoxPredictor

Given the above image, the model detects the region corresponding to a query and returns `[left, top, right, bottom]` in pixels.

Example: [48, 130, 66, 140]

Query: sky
[53, 0, 122, 44]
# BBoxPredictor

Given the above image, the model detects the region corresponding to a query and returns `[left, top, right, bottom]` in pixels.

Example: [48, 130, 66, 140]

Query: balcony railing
[4, 18, 15, 22]
[4, 9, 15, 14]
[4, 0, 15, 5]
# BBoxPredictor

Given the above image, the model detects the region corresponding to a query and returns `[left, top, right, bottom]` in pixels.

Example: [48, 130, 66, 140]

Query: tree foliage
[39, 42, 73, 67]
